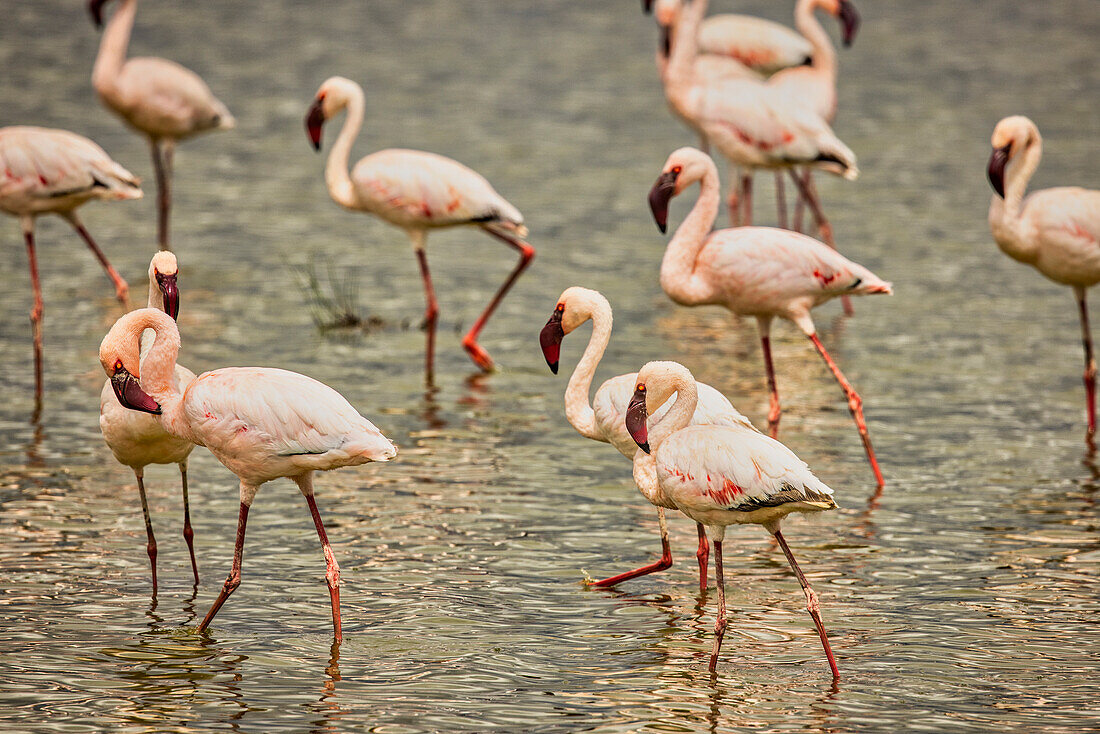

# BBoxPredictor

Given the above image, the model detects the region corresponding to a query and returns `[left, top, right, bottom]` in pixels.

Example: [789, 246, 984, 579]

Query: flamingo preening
[305, 76, 533, 382]
[539, 286, 756, 590]
[648, 147, 889, 488]
[626, 360, 839, 677]
[90, 0, 235, 251]
[987, 115, 1100, 448]
[99, 308, 397, 640]
[0, 125, 140, 417]
[100, 251, 197, 592]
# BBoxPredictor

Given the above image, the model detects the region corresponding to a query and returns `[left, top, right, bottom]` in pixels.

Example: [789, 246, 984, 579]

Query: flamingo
[305, 76, 533, 382]
[662, 0, 857, 241]
[98, 308, 397, 640]
[90, 0, 235, 251]
[625, 360, 839, 677]
[648, 147, 889, 488]
[987, 115, 1100, 447]
[100, 251, 197, 592]
[0, 125, 140, 416]
[539, 286, 756, 590]
[643, 0, 813, 75]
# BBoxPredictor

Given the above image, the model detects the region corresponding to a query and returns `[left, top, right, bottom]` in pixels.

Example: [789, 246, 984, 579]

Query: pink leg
[761, 332, 782, 438]
[772, 527, 839, 679]
[1076, 287, 1097, 449]
[197, 501, 250, 634]
[789, 170, 852, 316]
[151, 140, 172, 251]
[67, 215, 130, 306]
[462, 228, 535, 372]
[136, 470, 158, 594]
[589, 508, 673, 588]
[808, 333, 885, 488]
[792, 170, 806, 233]
[696, 522, 709, 593]
[774, 171, 787, 230]
[23, 226, 44, 418]
[708, 539, 726, 673]
[415, 247, 439, 385]
[305, 491, 343, 642]
[741, 175, 753, 226]
[180, 462, 199, 586]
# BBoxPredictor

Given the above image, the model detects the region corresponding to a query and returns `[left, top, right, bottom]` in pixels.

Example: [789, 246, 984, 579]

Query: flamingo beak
[648, 170, 678, 234]
[659, 23, 672, 58]
[626, 387, 650, 454]
[837, 0, 860, 47]
[305, 98, 326, 151]
[110, 366, 162, 415]
[158, 273, 179, 320]
[987, 144, 1010, 199]
[643, 0, 654, 14]
[540, 308, 565, 374]
[88, 0, 107, 29]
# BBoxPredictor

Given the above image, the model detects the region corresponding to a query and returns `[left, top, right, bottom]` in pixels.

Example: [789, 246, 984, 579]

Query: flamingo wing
[700, 14, 812, 73]
[0, 126, 140, 203]
[114, 58, 233, 136]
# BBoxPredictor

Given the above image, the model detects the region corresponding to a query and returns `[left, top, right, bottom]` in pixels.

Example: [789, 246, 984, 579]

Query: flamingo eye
[114, 359, 124, 373]
[671, 165, 682, 174]
[555, 303, 564, 313]
[636, 384, 646, 392]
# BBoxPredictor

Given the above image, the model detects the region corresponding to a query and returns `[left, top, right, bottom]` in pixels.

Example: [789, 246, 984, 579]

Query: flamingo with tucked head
[987, 115, 1100, 447]
[305, 76, 533, 382]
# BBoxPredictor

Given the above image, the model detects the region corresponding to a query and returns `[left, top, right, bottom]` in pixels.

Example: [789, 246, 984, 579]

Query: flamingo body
[699, 14, 813, 73]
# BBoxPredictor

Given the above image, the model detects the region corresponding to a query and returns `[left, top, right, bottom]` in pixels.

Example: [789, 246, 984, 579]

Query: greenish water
[1, 1, 1099, 731]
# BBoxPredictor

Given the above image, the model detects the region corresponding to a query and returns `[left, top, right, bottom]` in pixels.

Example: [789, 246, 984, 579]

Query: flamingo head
[627, 361, 692, 453]
[101, 334, 161, 416]
[539, 286, 605, 374]
[305, 77, 357, 151]
[988, 115, 1039, 199]
[149, 251, 180, 320]
[834, 0, 861, 47]
[88, 0, 111, 29]
[648, 147, 712, 233]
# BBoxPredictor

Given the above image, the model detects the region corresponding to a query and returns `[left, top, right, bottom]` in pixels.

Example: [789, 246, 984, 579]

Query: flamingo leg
[792, 169, 806, 233]
[304, 491, 343, 642]
[150, 139, 175, 251]
[788, 170, 853, 316]
[64, 213, 130, 306]
[197, 500, 250, 634]
[771, 527, 839, 679]
[410, 230, 438, 384]
[760, 322, 782, 438]
[461, 228, 535, 372]
[696, 522, 709, 593]
[808, 333, 885, 488]
[180, 462, 199, 586]
[1076, 287, 1097, 448]
[135, 469, 158, 594]
[698, 134, 710, 156]
[775, 171, 787, 230]
[740, 175, 753, 226]
[727, 165, 741, 226]
[588, 507, 673, 588]
[23, 222, 44, 418]
[708, 539, 726, 673]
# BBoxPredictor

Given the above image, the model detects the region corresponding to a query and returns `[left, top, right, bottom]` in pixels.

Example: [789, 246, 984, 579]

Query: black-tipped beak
[540, 308, 565, 374]
[305, 98, 325, 151]
[110, 367, 161, 415]
[643, 0, 654, 14]
[659, 24, 672, 58]
[158, 273, 179, 320]
[648, 170, 678, 234]
[626, 387, 650, 454]
[88, 0, 107, 29]
[987, 144, 1010, 199]
[837, 0, 860, 47]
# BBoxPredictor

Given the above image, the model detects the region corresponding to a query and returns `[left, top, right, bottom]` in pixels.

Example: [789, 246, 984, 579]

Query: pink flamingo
[644, 0, 813, 75]
[90, 0, 235, 251]
[0, 125, 140, 416]
[539, 286, 756, 591]
[648, 147, 889, 488]
[987, 115, 1100, 447]
[626, 360, 839, 677]
[305, 76, 533, 382]
[100, 251, 197, 592]
[99, 308, 397, 640]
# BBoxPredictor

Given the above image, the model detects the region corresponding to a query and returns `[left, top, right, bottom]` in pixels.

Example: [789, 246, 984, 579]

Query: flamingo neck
[648, 372, 698, 451]
[325, 88, 364, 210]
[564, 302, 613, 442]
[139, 269, 162, 359]
[796, 0, 836, 80]
[135, 312, 193, 442]
[660, 164, 720, 306]
[1003, 139, 1041, 220]
[92, 0, 136, 94]
[666, 0, 706, 97]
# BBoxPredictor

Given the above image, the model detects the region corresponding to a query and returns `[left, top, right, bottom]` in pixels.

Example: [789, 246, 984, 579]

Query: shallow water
[2, 0, 1099, 731]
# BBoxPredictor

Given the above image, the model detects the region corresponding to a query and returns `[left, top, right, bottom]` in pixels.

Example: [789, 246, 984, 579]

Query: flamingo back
[699, 14, 813, 73]
[107, 57, 234, 139]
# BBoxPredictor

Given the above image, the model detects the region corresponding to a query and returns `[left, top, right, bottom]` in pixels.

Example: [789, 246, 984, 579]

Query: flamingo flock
[3, 1, 1097, 683]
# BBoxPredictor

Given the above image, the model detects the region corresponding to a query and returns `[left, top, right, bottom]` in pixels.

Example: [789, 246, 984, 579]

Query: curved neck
[660, 165, 720, 305]
[92, 0, 135, 93]
[564, 304, 613, 441]
[649, 374, 698, 451]
[796, 0, 836, 78]
[666, 0, 706, 91]
[1003, 141, 1041, 220]
[132, 312, 192, 441]
[325, 89, 364, 209]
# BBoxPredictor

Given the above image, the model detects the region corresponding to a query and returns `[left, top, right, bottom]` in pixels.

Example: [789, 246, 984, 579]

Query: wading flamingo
[663, 0, 857, 237]
[987, 115, 1100, 448]
[539, 286, 756, 590]
[648, 147, 889, 488]
[99, 308, 397, 640]
[90, 0, 235, 251]
[100, 251, 197, 592]
[643, 0, 813, 75]
[305, 76, 533, 382]
[626, 360, 839, 677]
[0, 125, 140, 416]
